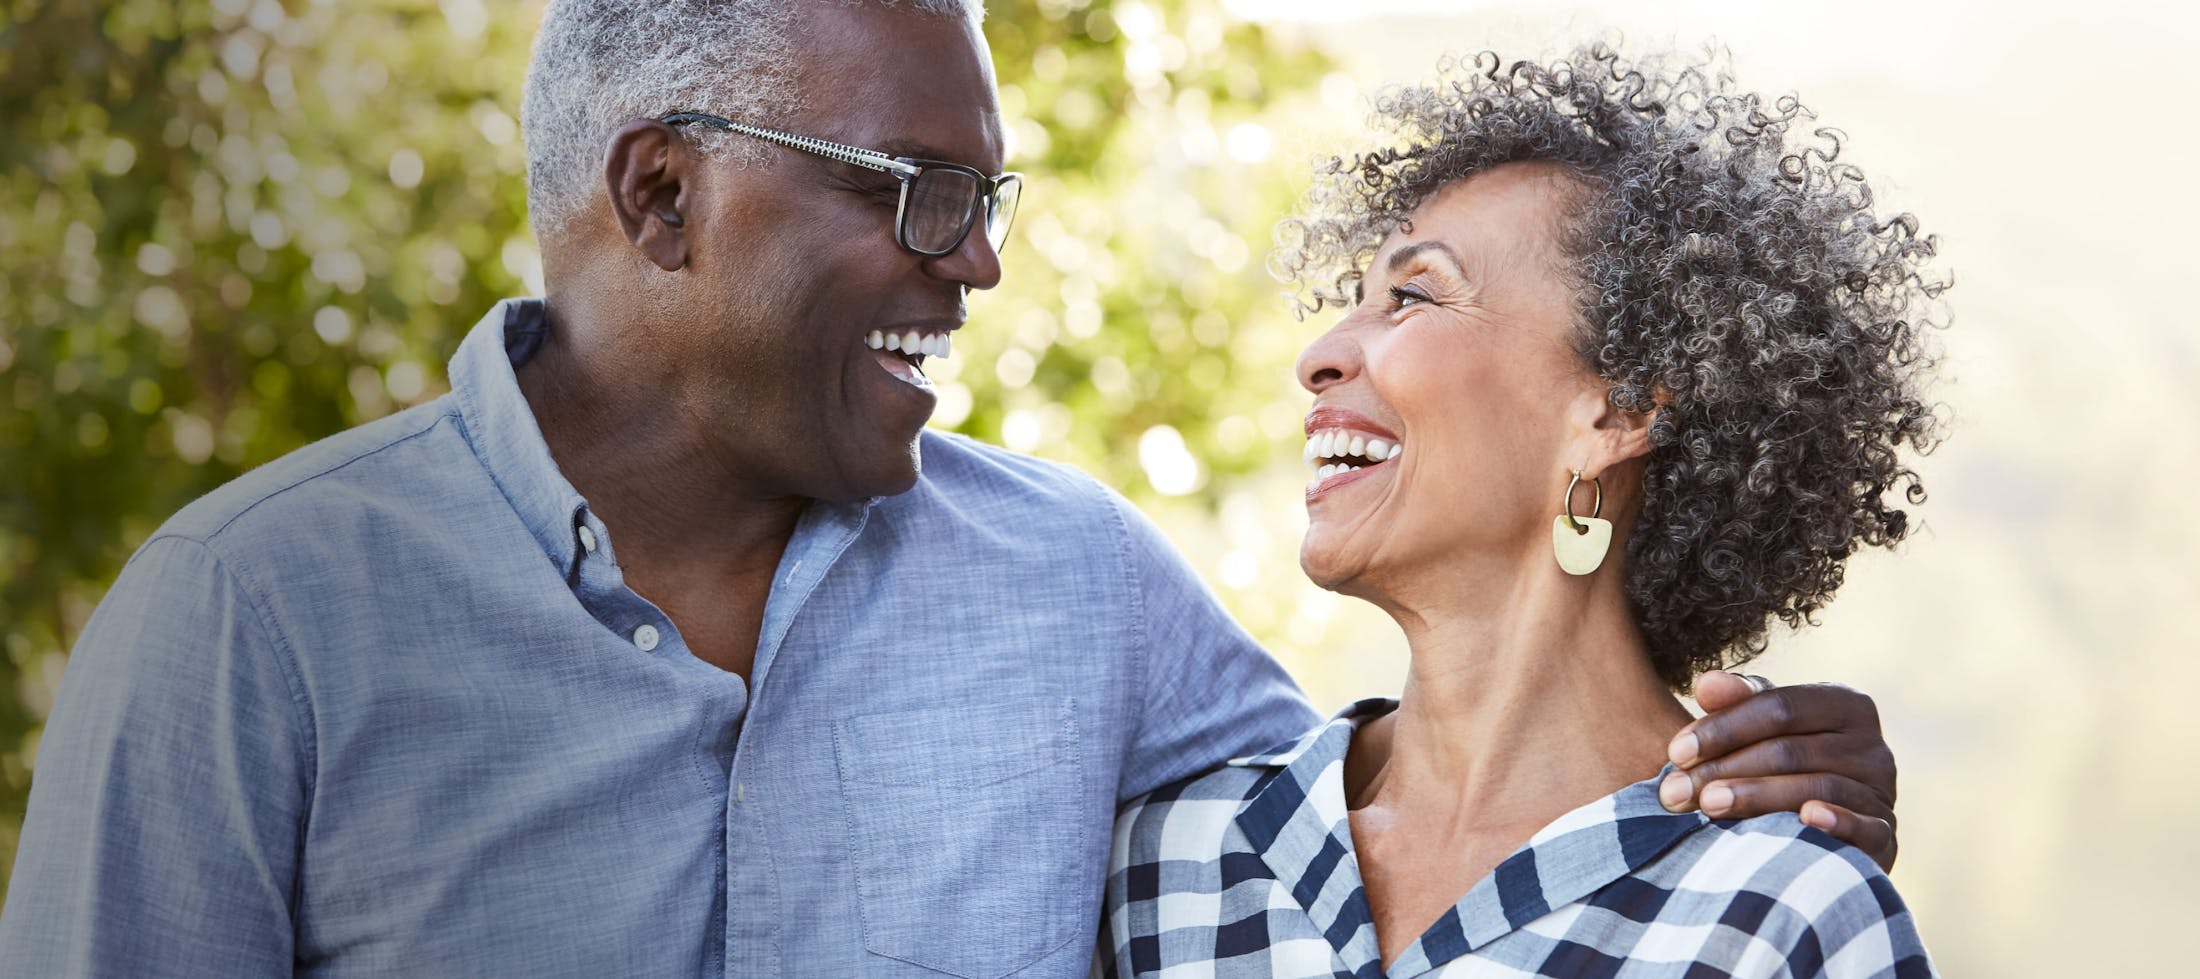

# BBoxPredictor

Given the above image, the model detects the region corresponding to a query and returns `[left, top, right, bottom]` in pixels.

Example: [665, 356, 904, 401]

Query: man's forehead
[785, 3, 1003, 166]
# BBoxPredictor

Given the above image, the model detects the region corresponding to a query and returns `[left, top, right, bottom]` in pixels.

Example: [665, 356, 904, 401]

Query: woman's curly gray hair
[1275, 45, 1946, 689]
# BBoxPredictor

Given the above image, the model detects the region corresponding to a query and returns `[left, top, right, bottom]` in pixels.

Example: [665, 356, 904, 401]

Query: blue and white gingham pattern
[1100, 699, 1936, 979]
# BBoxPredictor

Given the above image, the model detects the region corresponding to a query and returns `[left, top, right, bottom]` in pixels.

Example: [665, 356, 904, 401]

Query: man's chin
[820, 436, 923, 502]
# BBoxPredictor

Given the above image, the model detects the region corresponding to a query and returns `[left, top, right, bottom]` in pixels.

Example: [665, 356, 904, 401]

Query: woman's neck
[1349, 560, 1693, 830]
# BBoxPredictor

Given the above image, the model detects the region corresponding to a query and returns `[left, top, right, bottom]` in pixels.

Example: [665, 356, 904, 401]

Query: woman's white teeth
[1307, 462, 1365, 488]
[864, 330, 953, 359]
[1302, 429, 1404, 471]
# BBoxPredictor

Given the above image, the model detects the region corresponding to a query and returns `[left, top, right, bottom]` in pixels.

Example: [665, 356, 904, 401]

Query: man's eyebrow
[875, 138, 981, 166]
[1385, 239, 1466, 275]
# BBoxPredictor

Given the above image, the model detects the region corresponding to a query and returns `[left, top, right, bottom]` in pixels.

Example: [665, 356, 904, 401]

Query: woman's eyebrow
[1384, 239, 1466, 276]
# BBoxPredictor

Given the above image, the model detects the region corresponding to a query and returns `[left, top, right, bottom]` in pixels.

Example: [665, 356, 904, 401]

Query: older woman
[1100, 47, 1941, 978]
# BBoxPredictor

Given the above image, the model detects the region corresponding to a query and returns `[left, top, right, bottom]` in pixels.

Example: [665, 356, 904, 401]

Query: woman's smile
[1303, 405, 1406, 499]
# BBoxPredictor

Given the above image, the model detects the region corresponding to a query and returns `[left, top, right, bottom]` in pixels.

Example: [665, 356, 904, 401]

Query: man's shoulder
[151, 399, 464, 549]
[913, 430, 1116, 502]
[899, 430, 1136, 532]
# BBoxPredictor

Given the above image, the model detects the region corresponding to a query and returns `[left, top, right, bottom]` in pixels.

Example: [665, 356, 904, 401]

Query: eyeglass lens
[904, 169, 1020, 254]
[985, 178, 1020, 251]
[905, 170, 982, 254]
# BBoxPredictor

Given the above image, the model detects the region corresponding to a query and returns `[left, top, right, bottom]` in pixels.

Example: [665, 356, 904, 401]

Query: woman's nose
[1297, 317, 1364, 394]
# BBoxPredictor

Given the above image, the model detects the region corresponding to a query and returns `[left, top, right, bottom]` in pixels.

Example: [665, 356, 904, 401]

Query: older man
[0, 2, 1901, 976]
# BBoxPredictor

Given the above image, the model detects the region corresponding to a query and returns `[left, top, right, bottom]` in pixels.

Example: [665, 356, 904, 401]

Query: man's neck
[514, 306, 806, 583]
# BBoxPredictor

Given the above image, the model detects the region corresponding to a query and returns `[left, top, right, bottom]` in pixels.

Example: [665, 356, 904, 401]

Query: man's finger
[1669, 681, 1863, 769]
[1694, 773, 1894, 828]
[1674, 733, 1893, 808]
[1687, 669, 1758, 716]
[1802, 800, 1899, 872]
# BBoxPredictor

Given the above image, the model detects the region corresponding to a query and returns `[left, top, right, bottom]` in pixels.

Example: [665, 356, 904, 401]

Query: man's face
[661, 4, 1005, 502]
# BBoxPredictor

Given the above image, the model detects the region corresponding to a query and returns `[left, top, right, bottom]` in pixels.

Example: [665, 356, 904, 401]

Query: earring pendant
[1553, 469, 1611, 575]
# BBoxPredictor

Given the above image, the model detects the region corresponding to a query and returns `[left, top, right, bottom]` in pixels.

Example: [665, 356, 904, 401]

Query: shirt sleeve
[0, 535, 309, 976]
[1102, 488, 1319, 803]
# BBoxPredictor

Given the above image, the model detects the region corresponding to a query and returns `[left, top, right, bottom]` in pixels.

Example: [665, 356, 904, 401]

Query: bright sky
[1225, 0, 1982, 80]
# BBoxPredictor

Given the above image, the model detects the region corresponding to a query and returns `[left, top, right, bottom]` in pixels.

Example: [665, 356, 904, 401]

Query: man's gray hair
[521, 0, 983, 241]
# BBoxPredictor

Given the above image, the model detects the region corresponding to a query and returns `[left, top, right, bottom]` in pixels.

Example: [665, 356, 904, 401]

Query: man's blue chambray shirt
[0, 299, 1318, 978]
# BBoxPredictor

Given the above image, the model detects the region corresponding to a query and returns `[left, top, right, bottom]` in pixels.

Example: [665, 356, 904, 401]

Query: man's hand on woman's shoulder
[1658, 670, 1901, 871]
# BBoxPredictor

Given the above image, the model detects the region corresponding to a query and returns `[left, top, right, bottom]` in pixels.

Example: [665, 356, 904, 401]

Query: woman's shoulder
[1113, 762, 1275, 855]
[1640, 812, 1933, 973]
[1675, 811, 1896, 897]
[1113, 699, 1389, 855]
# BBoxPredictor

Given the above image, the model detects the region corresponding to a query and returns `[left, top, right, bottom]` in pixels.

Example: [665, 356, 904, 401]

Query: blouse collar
[1226, 698, 1710, 977]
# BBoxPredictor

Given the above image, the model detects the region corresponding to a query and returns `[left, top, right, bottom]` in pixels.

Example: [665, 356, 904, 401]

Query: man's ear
[603, 119, 692, 272]
[1566, 382, 1658, 477]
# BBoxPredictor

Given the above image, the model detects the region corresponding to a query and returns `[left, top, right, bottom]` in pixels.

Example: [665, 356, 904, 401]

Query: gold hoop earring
[1552, 469, 1612, 576]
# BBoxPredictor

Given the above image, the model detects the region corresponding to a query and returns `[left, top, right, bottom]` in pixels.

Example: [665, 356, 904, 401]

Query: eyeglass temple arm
[661, 113, 920, 178]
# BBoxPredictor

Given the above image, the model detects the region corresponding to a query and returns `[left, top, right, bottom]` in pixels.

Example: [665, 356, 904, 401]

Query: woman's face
[1296, 161, 1613, 600]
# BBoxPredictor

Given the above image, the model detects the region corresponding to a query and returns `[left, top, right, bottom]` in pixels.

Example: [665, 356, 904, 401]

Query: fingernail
[1658, 773, 1695, 812]
[1668, 732, 1700, 768]
[1701, 784, 1734, 815]
[1802, 804, 1836, 830]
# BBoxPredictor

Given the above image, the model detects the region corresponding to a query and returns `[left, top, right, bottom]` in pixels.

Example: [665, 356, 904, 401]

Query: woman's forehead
[1374, 164, 1580, 273]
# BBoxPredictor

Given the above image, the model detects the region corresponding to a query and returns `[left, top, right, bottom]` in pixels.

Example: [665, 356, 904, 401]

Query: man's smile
[865, 326, 955, 389]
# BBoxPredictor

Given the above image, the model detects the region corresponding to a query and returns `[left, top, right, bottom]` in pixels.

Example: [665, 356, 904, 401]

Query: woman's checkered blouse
[1097, 700, 1934, 979]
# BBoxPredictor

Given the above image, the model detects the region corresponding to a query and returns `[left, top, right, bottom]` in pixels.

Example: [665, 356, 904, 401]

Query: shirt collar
[1226, 696, 1395, 770]
[1228, 698, 1711, 978]
[447, 299, 592, 579]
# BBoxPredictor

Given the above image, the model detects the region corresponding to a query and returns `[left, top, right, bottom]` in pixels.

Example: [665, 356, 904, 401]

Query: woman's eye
[1387, 285, 1431, 309]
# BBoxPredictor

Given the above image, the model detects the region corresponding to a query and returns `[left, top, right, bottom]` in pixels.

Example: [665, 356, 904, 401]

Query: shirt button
[633, 624, 660, 651]
[578, 526, 598, 554]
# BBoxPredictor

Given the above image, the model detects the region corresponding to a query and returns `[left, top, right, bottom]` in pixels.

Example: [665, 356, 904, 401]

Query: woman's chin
[1297, 540, 1363, 595]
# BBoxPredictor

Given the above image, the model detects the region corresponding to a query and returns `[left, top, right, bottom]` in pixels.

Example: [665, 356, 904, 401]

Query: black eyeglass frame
[660, 111, 1022, 258]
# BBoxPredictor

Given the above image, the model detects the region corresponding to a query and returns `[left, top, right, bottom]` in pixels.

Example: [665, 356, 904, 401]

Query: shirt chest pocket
[832, 698, 1090, 978]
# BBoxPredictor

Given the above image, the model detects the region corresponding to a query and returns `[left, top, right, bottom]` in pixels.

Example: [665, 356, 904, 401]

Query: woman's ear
[603, 119, 692, 272]
[1566, 382, 1657, 477]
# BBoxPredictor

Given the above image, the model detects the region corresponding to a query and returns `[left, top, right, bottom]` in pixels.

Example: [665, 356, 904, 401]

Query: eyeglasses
[660, 112, 1022, 258]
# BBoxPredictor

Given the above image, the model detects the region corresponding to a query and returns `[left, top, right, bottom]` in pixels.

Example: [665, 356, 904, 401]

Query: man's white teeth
[863, 331, 953, 359]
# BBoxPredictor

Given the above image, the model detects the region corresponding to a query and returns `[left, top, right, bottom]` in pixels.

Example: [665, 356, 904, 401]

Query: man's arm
[1660, 670, 1903, 870]
[1102, 490, 1320, 802]
[0, 536, 307, 974]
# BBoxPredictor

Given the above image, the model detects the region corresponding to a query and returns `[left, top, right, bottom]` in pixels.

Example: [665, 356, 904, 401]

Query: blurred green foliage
[0, 0, 1338, 890]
